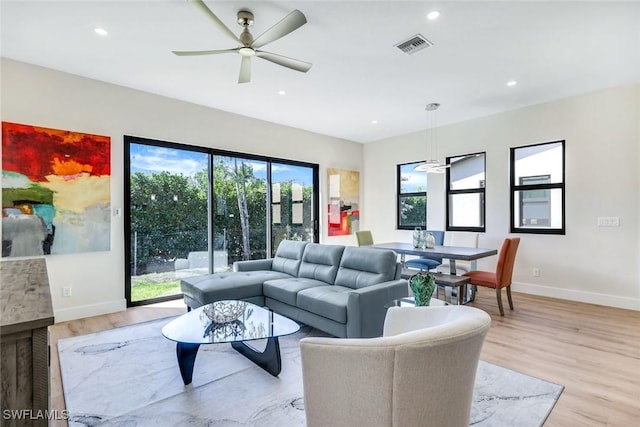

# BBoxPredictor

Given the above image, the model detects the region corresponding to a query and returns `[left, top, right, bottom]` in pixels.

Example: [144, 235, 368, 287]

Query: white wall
[0, 59, 363, 321]
[363, 84, 640, 310]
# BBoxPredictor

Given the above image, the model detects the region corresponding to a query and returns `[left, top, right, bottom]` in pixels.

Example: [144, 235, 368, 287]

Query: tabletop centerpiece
[409, 272, 437, 306]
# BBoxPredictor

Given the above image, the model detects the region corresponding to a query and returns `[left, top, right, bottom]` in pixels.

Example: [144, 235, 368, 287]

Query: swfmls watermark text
[2, 409, 69, 421]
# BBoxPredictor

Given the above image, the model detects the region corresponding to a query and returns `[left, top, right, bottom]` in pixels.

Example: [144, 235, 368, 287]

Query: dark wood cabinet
[1, 259, 54, 427]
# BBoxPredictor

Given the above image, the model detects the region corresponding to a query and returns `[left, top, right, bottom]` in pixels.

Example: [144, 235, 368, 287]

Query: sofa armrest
[233, 259, 274, 272]
[346, 279, 409, 338]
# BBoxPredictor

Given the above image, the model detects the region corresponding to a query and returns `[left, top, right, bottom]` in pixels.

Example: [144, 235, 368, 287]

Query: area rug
[58, 317, 563, 427]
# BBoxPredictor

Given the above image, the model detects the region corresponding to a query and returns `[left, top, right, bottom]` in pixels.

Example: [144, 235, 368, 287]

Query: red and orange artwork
[1, 122, 111, 257]
[327, 168, 360, 236]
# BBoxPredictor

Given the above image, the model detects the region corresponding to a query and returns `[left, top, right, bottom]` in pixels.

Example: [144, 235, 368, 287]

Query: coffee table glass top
[386, 297, 449, 308]
[162, 300, 300, 345]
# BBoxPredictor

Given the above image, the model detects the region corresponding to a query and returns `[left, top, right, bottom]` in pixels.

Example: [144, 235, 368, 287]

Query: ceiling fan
[173, 0, 312, 84]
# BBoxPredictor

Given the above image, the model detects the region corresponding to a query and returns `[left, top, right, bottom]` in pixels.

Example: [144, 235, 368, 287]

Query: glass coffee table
[162, 300, 300, 385]
[386, 296, 449, 308]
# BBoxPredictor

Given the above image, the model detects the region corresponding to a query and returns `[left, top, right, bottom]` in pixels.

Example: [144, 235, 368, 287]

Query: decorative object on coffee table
[202, 300, 248, 324]
[409, 272, 437, 306]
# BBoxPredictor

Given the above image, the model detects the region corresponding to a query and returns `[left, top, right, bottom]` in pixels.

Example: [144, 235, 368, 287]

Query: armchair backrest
[301, 306, 491, 427]
[496, 237, 520, 287]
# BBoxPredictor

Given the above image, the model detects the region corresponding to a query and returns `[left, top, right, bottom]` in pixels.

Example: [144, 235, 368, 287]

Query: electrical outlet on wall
[62, 287, 72, 297]
[532, 268, 540, 277]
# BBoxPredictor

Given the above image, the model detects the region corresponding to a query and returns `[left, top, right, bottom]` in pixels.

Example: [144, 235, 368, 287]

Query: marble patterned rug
[58, 317, 563, 427]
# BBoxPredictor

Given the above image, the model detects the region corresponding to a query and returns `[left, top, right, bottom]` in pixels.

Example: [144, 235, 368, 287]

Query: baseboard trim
[513, 282, 640, 311]
[54, 299, 127, 322]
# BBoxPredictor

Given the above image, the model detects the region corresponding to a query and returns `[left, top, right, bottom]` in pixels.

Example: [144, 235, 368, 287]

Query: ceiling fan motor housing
[237, 10, 255, 46]
[237, 10, 254, 27]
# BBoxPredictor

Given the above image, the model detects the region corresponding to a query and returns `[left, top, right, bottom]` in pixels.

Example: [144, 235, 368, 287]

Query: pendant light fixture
[415, 102, 448, 173]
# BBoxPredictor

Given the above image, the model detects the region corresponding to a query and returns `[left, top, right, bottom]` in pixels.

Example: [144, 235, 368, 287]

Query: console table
[0, 259, 54, 427]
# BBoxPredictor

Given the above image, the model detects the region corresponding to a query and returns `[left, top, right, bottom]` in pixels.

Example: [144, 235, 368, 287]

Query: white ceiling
[2, 1, 639, 143]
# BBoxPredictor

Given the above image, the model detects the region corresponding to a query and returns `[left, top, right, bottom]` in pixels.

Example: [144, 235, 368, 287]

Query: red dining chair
[464, 237, 520, 316]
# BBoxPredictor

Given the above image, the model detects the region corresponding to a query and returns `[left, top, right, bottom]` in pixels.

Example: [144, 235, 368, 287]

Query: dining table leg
[448, 259, 457, 275]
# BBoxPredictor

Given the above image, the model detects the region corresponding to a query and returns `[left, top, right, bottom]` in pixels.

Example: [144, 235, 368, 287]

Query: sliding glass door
[125, 137, 319, 306]
[213, 155, 268, 264]
[126, 138, 210, 305]
[271, 162, 317, 255]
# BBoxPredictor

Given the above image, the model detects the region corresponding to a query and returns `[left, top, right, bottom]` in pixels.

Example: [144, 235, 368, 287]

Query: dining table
[370, 242, 498, 275]
[370, 242, 498, 304]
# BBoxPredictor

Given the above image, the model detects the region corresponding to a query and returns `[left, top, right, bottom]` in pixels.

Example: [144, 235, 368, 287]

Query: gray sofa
[180, 240, 408, 338]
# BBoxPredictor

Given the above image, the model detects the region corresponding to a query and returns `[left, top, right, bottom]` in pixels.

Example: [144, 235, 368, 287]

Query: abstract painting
[2, 122, 111, 257]
[327, 168, 360, 236]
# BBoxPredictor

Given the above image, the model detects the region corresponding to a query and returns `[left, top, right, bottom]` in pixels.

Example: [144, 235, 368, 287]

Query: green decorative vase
[409, 272, 437, 306]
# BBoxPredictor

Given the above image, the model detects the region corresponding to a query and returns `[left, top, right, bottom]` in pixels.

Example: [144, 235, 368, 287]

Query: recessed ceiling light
[427, 11, 440, 20]
[94, 27, 108, 36]
[371, 120, 378, 124]
[507, 80, 518, 87]
[277, 90, 286, 95]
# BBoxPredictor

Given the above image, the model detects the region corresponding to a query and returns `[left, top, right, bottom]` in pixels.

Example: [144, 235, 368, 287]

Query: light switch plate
[597, 217, 620, 227]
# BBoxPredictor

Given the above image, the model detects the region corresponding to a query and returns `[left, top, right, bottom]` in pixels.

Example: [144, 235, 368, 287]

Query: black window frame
[510, 140, 566, 235]
[124, 135, 320, 307]
[445, 151, 486, 232]
[396, 161, 427, 230]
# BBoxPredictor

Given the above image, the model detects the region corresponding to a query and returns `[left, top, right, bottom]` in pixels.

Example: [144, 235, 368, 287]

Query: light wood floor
[48, 292, 640, 427]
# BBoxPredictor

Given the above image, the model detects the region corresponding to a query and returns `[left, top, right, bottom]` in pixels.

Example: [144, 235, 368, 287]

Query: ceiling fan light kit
[173, 0, 312, 84]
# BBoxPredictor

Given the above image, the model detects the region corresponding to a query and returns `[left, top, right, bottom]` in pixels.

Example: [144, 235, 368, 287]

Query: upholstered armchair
[300, 306, 491, 427]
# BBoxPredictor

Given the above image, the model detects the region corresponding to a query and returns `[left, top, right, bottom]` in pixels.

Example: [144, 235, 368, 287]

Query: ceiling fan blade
[252, 9, 307, 49]
[255, 50, 312, 73]
[238, 56, 251, 84]
[172, 48, 239, 56]
[188, 0, 241, 45]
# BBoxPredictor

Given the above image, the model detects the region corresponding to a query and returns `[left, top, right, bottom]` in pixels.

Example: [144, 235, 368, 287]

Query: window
[397, 161, 426, 230]
[519, 175, 551, 226]
[510, 141, 565, 234]
[445, 152, 486, 232]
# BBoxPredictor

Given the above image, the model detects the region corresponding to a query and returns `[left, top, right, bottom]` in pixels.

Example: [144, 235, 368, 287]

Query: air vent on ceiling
[395, 34, 433, 55]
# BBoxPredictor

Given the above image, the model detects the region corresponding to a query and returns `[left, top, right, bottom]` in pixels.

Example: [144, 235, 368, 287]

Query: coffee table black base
[231, 336, 282, 377]
[176, 342, 200, 385]
[175, 337, 282, 385]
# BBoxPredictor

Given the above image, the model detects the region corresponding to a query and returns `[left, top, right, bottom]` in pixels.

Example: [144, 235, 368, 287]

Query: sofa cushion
[180, 270, 293, 305]
[297, 285, 353, 323]
[271, 240, 309, 276]
[334, 247, 398, 289]
[298, 243, 345, 285]
[263, 277, 328, 306]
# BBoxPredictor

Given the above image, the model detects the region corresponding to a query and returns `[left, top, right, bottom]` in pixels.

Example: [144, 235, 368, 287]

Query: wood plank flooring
[48, 292, 640, 426]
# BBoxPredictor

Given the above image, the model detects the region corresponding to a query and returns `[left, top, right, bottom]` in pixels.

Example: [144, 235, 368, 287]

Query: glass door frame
[124, 137, 319, 307]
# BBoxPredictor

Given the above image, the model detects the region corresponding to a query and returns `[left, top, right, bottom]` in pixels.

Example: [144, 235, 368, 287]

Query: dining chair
[404, 230, 445, 271]
[464, 237, 520, 316]
[355, 230, 374, 246]
[435, 231, 479, 275]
